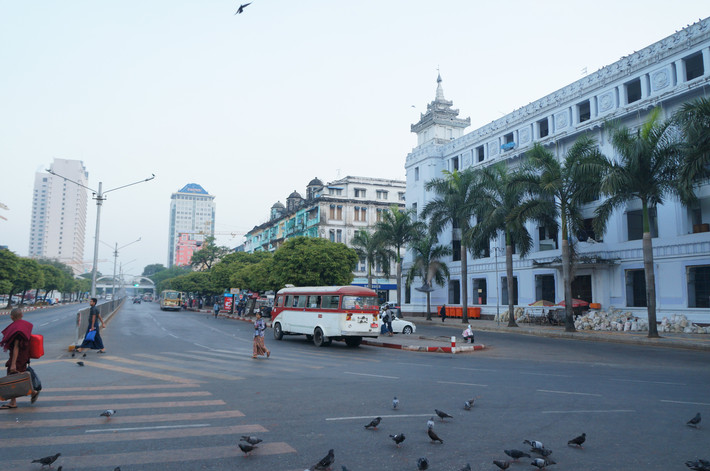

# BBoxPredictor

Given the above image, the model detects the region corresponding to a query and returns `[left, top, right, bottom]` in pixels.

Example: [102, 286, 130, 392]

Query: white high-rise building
[167, 183, 215, 268]
[28, 158, 88, 274]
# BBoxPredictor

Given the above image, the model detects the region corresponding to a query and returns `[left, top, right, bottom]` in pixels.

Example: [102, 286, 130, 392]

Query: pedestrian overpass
[95, 275, 156, 298]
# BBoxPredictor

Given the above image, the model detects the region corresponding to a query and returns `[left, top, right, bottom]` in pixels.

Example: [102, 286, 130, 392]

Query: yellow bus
[160, 290, 183, 311]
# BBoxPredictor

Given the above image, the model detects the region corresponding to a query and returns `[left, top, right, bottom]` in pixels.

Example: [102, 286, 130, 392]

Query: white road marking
[660, 399, 710, 406]
[437, 380, 488, 387]
[537, 389, 602, 397]
[344, 372, 399, 379]
[612, 379, 686, 386]
[542, 409, 635, 414]
[86, 423, 210, 433]
[453, 367, 498, 372]
[39, 318, 62, 327]
[520, 372, 573, 378]
[326, 414, 432, 421]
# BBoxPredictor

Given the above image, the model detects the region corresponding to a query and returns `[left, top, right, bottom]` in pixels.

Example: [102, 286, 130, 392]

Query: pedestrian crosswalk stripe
[0, 410, 245, 429]
[4, 399, 226, 414]
[0, 424, 268, 448]
[36, 390, 212, 402]
[100, 355, 245, 380]
[73, 360, 203, 383]
[4, 442, 297, 470]
[43, 383, 201, 392]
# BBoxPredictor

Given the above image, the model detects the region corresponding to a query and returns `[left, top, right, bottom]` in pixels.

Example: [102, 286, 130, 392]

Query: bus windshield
[341, 295, 379, 310]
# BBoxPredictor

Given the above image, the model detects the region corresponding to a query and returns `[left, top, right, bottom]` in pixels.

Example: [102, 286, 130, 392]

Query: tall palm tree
[351, 229, 393, 289]
[422, 169, 478, 323]
[521, 136, 605, 332]
[674, 97, 710, 198]
[405, 232, 452, 320]
[594, 108, 682, 338]
[375, 206, 423, 307]
[467, 162, 555, 327]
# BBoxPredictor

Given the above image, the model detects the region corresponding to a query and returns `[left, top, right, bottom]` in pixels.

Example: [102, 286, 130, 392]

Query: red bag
[29, 334, 44, 359]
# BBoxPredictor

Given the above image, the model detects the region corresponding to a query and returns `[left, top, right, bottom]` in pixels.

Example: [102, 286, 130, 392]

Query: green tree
[150, 265, 191, 291]
[0, 249, 20, 304]
[351, 229, 393, 289]
[521, 136, 605, 331]
[211, 252, 273, 293]
[142, 263, 167, 277]
[674, 97, 710, 198]
[468, 162, 554, 327]
[38, 264, 66, 302]
[405, 232, 451, 320]
[11, 258, 44, 305]
[231, 256, 278, 293]
[170, 271, 218, 297]
[270, 237, 358, 288]
[374, 207, 423, 307]
[422, 169, 478, 323]
[190, 236, 231, 271]
[594, 109, 681, 338]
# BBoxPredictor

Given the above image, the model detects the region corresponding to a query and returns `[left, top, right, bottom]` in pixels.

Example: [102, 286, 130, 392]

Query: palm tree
[468, 162, 555, 327]
[674, 97, 710, 198]
[405, 232, 452, 320]
[521, 136, 605, 332]
[351, 229, 393, 289]
[375, 206, 423, 307]
[594, 108, 682, 338]
[422, 169, 478, 323]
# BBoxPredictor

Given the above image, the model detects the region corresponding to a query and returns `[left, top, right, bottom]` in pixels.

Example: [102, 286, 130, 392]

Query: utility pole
[46, 169, 155, 297]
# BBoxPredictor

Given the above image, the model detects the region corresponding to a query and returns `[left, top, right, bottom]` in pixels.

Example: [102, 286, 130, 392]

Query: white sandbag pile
[574, 309, 649, 332]
[659, 314, 710, 334]
[495, 307, 526, 323]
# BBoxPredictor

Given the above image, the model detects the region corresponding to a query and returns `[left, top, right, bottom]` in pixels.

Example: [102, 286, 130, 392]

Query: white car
[390, 315, 416, 335]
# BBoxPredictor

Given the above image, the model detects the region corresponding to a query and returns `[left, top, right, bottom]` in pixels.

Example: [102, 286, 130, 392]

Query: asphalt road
[2, 301, 708, 470]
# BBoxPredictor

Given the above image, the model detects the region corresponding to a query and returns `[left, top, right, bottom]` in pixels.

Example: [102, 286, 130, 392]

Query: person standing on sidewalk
[213, 301, 220, 318]
[440, 304, 447, 322]
[252, 312, 270, 359]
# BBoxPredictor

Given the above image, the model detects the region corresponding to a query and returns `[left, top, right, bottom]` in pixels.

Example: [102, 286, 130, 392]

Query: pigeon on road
[504, 449, 530, 461]
[686, 458, 710, 471]
[531, 458, 556, 469]
[567, 433, 586, 448]
[313, 449, 335, 470]
[31, 453, 61, 468]
[426, 417, 435, 429]
[364, 417, 381, 430]
[238, 443, 257, 456]
[240, 436, 262, 445]
[417, 457, 429, 470]
[525, 439, 552, 456]
[463, 397, 477, 410]
[392, 396, 399, 409]
[235, 2, 251, 14]
[435, 409, 453, 421]
[100, 409, 116, 418]
[493, 460, 511, 470]
[76, 361, 84, 367]
[687, 412, 702, 428]
[389, 433, 405, 447]
[427, 428, 443, 444]
[457, 463, 472, 471]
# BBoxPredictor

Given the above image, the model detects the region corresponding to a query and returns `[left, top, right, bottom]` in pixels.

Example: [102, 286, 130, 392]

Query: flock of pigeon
[29, 401, 703, 469]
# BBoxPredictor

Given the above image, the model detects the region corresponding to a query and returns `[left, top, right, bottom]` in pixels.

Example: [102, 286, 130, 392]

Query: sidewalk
[205, 310, 710, 353]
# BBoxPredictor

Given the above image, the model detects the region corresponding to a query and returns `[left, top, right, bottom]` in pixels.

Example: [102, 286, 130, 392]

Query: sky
[1, 0, 709, 277]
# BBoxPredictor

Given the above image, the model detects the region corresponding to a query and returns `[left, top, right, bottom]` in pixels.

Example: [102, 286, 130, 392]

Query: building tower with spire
[410, 74, 471, 147]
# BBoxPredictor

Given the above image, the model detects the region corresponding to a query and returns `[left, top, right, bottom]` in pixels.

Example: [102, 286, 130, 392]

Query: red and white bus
[271, 286, 380, 347]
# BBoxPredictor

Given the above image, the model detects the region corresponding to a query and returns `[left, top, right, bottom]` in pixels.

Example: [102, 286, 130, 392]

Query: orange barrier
[469, 307, 481, 318]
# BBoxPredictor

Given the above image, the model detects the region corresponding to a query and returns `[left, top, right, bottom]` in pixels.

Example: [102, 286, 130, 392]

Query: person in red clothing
[1, 308, 37, 408]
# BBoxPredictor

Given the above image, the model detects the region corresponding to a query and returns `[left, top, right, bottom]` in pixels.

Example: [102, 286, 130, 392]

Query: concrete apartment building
[245, 176, 406, 300]
[404, 18, 710, 323]
[28, 158, 88, 275]
[167, 183, 215, 268]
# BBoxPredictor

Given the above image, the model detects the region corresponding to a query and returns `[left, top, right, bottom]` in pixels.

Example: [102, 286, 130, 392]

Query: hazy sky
[1, 1, 708, 277]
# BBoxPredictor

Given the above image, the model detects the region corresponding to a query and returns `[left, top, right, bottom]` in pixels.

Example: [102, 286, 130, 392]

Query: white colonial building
[244, 176, 406, 301]
[404, 18, 710, 323]
[28, 158, 88, 275]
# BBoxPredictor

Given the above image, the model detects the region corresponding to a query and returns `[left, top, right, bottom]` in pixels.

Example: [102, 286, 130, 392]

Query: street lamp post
[46, 169, 155, 297]
[108, 238, 141, 298]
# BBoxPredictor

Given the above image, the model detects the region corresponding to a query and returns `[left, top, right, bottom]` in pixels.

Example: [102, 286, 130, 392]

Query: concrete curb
[362, 339, 486, 353]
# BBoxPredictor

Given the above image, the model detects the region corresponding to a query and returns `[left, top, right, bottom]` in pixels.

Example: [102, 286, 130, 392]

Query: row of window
[406, 265, 709, 309]
[328, 187, 406, 201]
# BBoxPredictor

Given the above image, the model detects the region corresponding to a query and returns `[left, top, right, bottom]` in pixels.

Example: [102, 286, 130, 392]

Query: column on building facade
[675, 59, 687, 83]
[640, 74, 650, 100]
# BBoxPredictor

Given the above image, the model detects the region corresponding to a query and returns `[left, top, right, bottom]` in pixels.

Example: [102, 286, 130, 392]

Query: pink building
[175, 233, 202, 267]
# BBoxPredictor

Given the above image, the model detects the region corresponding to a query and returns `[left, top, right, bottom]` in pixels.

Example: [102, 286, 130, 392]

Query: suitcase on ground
[0, 371, 33, 401]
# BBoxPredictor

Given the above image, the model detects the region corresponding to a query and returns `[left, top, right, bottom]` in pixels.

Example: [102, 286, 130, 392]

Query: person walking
[440, 304, 447, 322]
[252, 312, 270, 359]
[213, 301, 220, 318]
[1, 308, 38, 408]
[76, 298, 106, 355]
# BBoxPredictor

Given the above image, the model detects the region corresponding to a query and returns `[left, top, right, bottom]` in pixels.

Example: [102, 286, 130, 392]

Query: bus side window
[286, 295, 295, 307]
[322, 295, 339, 309]
[277, 296, 284, 307]
[296, 296, 307, 308]
[307, 295, 320, 308]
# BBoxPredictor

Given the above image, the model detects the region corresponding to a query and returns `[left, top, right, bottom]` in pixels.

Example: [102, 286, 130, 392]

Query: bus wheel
[313, 327, 327, 347]
[345, 336, 362, 348]
[273, 323, 284, 340]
